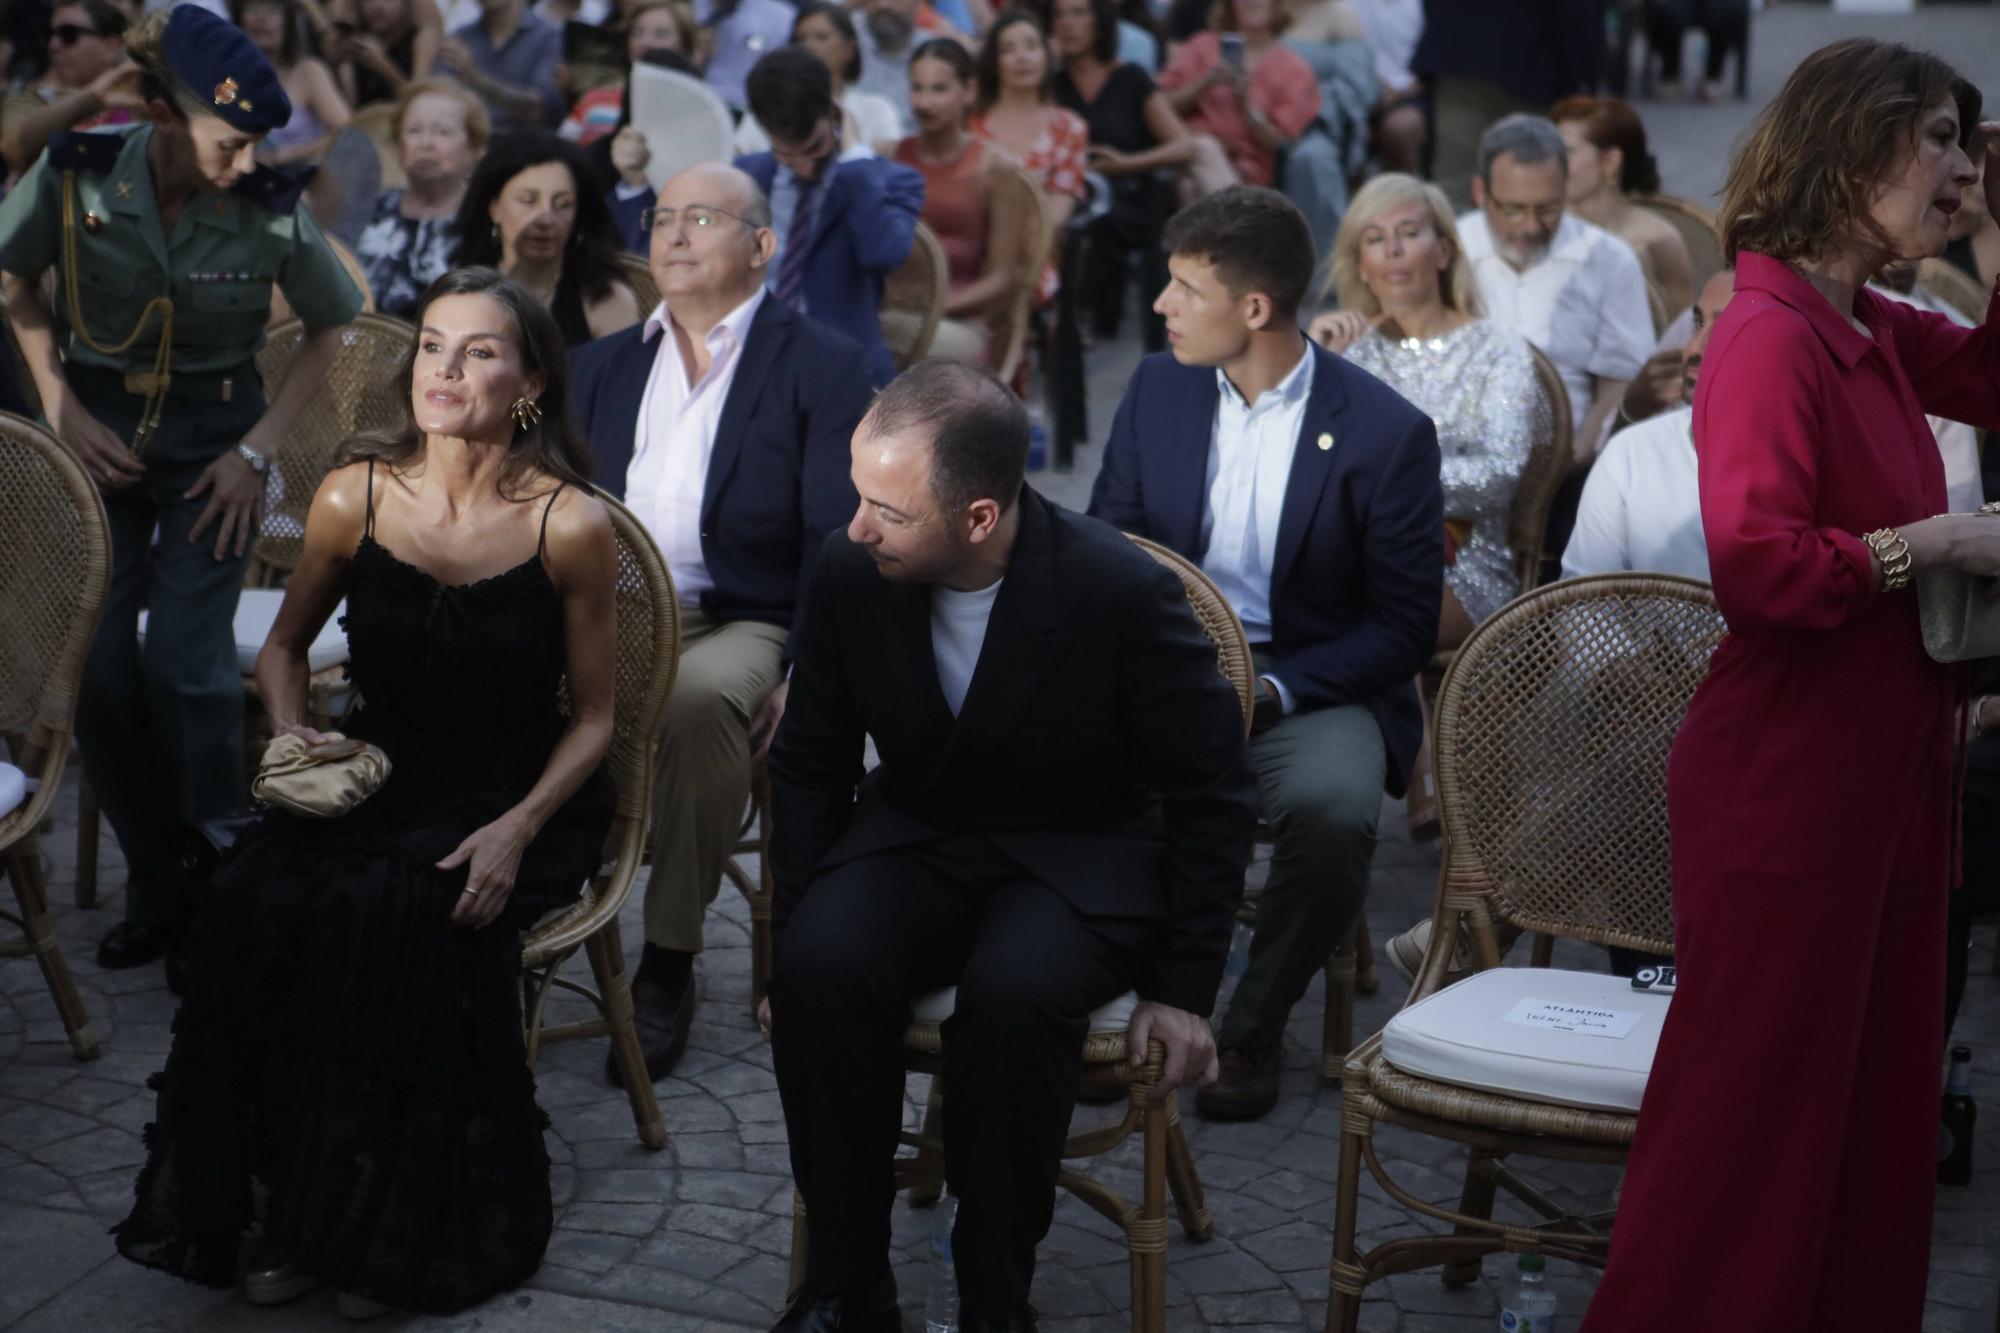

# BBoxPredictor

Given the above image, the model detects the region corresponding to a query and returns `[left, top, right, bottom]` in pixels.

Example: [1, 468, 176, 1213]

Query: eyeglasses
[640, 204, 758, 235]
[51, 23, 101, 44]
[1489, 201, 1564, 228]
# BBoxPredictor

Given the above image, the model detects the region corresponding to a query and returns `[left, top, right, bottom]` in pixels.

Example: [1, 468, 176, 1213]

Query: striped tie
[774, 177, 819, 309]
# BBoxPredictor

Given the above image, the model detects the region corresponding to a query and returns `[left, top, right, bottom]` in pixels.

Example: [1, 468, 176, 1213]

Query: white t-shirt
[1457, 210, 1655, 448]
[931, 578, 1003, 716]
[1869, 280, 1984, 516]
[1562, 407, 1709, 582]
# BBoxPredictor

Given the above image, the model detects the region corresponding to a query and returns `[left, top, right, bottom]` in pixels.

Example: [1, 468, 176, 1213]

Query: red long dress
[1582, 252, 2000, 1332]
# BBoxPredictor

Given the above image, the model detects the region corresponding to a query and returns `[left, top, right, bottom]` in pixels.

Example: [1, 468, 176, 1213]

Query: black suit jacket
[768, 489, 1261, 1014]
[1088, 345, 1444, 796]
[569, 296, 871, 643]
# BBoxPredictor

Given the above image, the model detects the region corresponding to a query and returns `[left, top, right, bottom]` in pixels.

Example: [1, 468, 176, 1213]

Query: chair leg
[584, 920, 667, 1150]
[74, 780, 98, 911]
[1162, 1091, 1213, 1241]
[1440, 1151, 1499, 1287]
[787, 1190, 809, 1303]
[1320, 922, 1358, 1086]
[1133, 1094, 1169, 1333]
[6, 845, 99, 1060]
[906, 1077, 946, 1207]
[1353, 915, 1378, 995]
[751, 772, 775, 1010]
[1325, 1119, 1367, 1333]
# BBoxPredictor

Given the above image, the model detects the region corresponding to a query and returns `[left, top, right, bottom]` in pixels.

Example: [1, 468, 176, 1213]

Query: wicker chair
[722, 769, 777, 1010]
[0, 413, 110, 1060]
[619, 252, 661, 318]
[985, 163, 1053, 387]
[519, 492, 680, 1149]
[882, 223, 948, 370]
[1509, 347, 1576, 593]
[74, 315, 417, 908]
[787, 534, 1239, 1333]
[1323, 574, 1724, 1332]
[1631, 193, 1721, 295]
[269, 237, 376, 328]
[1916, 257, 1991, 326]
[349, 101, 405, 190]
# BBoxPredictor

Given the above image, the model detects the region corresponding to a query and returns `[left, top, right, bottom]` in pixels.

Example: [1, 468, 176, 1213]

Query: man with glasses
[1458, 112, 1653, 462]
[570, 160, 871, 1084]
[736, 45, 923, 388]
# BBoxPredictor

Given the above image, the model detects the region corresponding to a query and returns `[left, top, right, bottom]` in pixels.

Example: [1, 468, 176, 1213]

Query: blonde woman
[1310, 172, 1546, 646]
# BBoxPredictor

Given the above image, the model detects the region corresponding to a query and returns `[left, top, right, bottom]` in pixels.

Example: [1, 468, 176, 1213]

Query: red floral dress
[970, 107, 1087, 304]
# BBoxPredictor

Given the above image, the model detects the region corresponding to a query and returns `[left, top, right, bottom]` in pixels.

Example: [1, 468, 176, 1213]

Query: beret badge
[214, 76, 239, 105]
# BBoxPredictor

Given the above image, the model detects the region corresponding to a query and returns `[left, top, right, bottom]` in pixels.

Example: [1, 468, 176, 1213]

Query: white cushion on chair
[1380, 967, 1671, 1114]
[0, 763, 27, 818]
[910, 987, 1140, 1035]
[137, 589, 350, 674]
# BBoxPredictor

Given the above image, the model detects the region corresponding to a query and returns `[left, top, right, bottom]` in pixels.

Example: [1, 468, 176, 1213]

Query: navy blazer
[1087, 344, 1444, 797]
[570, 296, 871, 646]
[736, 151, 924, 388]
[770, 489, 1261, 1013]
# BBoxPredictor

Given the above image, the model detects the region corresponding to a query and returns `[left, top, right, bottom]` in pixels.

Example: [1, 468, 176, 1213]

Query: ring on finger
[461, 886, 479, 897]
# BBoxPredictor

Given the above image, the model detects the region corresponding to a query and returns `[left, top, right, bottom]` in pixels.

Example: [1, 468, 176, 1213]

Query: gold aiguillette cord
[61, 170, 174, 453]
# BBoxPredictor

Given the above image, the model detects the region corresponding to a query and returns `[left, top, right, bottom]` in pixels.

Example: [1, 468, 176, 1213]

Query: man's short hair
[1162, 186, 1315, 321]
[1476, 113, 1568, 184]
[746, 46, 835, 143]
[864, 359, 1029, 515]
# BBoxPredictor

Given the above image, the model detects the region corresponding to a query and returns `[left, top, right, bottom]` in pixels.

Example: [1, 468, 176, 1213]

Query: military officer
[0, 4, 363, 970]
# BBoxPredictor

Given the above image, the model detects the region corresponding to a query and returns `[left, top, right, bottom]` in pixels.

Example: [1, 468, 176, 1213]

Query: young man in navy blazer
[1088, 187, 1445, 1119]
[736, 46, 925, 388]
[571, 162, 872, 1083]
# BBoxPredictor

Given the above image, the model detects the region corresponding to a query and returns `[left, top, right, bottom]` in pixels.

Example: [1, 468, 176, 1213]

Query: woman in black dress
[115, 267, 621, 1318]
[1048, 0, 1199, 344]
[452, 133, 641, 346]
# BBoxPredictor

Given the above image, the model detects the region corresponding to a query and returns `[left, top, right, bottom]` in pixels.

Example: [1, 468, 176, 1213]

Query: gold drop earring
[510, 396, 543, 429]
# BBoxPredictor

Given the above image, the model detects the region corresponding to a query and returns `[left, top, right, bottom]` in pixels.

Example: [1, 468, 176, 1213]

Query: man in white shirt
[571, 162, 872, 1083]
[1457, 113, 1654, 463]
[1091, 188, 1444, 1120]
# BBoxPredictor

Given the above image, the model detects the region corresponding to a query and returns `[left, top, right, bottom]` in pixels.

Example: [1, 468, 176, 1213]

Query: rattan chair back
[1644, 280, 1668, 337]
[1125, 534, 1254, 731]
[882, 223, 947, 370]
[0, 412, 110, 838]
[1916, 257, 1989, 326]
[1432, 573, 1722, 962]
[350, 101, 405, 189]
[1504, 347, 1573, 593]
[986, 162, 1052, 385]
[618, 251, 661, 318]
[269, 237, 376, 328]
[254, 313, 416, 572]
[1631, 193, 1721, 292]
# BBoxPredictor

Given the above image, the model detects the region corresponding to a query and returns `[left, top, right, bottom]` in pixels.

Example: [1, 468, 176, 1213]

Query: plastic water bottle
[1499, 1253, 1558, 1332]
[1026, 414, 1049, 472]
[924, 1194, 959, 1333]
[1223, 918, 1254, 982]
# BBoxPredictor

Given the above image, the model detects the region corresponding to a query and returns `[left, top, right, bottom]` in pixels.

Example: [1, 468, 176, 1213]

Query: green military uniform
[0, 123, 363, 935]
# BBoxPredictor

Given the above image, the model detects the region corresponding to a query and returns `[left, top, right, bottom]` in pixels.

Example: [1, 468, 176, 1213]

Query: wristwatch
[235, 442, 270, 477]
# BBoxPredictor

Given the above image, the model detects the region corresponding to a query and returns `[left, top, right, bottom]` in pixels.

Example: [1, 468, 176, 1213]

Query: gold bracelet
[1864, 527, 1913, 592]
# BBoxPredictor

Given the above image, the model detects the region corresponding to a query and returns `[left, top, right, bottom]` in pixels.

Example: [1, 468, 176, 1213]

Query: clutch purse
[1917, 503, 2000, 664]
[252, 732, 391, 819]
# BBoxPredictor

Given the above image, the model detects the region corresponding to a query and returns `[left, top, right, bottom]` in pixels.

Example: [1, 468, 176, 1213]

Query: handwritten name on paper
[1502, 997, 1644, 1040]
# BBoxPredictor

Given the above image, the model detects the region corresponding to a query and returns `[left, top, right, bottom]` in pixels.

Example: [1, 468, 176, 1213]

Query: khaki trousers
[643, 608, 789, 953]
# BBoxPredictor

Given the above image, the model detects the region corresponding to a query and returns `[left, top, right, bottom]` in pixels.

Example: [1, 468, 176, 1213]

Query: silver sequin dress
[1345, 320, 1547, 623]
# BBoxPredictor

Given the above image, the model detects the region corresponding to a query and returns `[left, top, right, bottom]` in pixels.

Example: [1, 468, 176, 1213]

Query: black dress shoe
[606, 973, 697, 1087]
[963, 1306, 1039, 1333]
[97, 919, 182, 970]
[770, 1272, 899, 1332]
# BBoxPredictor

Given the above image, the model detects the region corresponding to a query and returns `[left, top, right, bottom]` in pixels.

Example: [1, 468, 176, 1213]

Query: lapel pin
[1317, 432, 1333, 451]
[82, 211, 103, 232]
[115, 179, 133, 199]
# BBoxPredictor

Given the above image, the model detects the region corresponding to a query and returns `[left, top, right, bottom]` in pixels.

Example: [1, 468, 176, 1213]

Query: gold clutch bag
[1917, 503, 2000, 665]
[252, 733, 391, 818]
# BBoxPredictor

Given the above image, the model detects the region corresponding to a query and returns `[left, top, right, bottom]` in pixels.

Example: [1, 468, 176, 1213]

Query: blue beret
[160, 6, 292, 136]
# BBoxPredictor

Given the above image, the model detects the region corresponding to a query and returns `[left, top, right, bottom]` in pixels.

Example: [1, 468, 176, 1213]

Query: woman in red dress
[1582, 41, 2000, 1332]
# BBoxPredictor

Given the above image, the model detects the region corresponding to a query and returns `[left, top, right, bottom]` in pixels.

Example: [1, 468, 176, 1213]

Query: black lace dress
[115, 472, 615, 1313]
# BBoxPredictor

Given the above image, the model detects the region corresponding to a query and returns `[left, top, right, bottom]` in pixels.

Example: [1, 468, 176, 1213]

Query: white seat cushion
[1380, 967, 1671, 1114]
[0, 763, 27, 818]
[910, 987, 1139, 1036]
[137, 590, 350, 674]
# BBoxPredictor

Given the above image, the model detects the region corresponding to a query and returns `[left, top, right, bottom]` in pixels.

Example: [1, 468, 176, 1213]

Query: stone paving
[9, 5, 2000, 1330]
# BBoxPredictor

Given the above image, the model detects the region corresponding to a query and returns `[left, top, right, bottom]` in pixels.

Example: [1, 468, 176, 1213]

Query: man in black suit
[571, 161, 870, 1082]
[1089, 187, 1443, 1120]
[766, 361, 1260, 1332]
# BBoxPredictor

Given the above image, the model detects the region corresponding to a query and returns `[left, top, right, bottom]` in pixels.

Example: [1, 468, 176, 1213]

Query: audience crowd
[1, 0, 1998, 1327]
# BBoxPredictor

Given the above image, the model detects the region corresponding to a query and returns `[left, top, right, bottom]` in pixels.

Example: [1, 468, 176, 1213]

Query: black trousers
[770, 836, 1154, 1321]
[1648, 0, 1749, 83]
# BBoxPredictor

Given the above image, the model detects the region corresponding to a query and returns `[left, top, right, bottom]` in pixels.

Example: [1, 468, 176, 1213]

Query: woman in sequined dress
[1310, 172, 1547, 649]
